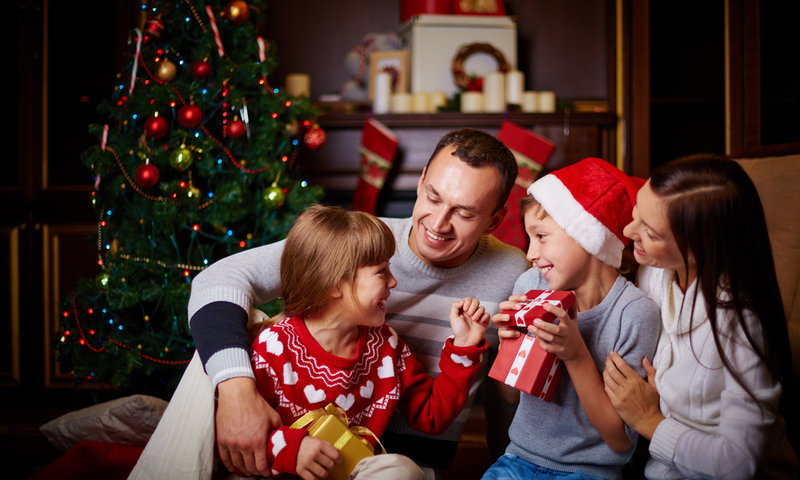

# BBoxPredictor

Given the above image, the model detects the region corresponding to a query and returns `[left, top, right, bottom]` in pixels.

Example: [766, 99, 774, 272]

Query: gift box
[489, 333, 564, 402]
[489, 290, 574, 402]
[294, 404, 377, 480]
[500, 289, 575, 333]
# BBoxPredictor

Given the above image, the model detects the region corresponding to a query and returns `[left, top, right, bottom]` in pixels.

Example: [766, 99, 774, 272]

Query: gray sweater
[187, 216, 529, 444]
[504, 268, 661, 480]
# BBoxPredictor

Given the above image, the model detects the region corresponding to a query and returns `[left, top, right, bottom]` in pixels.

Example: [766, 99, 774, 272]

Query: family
[132, 129, 795, 480]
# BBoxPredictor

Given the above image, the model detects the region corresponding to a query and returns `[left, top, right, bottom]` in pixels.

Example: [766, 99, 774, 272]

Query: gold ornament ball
[156, 59, 177, 82]
[222, 1, 250, 25]
[169, 147, 194, 171]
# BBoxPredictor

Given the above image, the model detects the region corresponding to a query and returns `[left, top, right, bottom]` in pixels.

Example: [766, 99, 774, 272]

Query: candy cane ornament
[206, 5, 225, 57]
[128, 29, 143, 94]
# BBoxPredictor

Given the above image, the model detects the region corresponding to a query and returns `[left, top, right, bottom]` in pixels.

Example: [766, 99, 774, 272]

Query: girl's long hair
[650, 154, 792, 412]
[279, 205, 395, 319]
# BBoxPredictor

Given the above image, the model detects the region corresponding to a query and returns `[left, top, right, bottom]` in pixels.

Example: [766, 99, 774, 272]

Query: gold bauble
[156, 59, 177, 82]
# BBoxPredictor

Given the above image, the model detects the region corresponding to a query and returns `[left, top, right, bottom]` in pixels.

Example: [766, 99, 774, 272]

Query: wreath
[452, 43, 511, 90]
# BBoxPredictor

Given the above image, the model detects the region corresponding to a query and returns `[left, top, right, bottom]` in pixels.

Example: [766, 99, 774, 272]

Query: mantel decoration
[452, 42, 510, 91]
[453, 0, 506, 15]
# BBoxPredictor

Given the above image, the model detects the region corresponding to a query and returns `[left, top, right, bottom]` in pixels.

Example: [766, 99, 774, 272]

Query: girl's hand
[603, 352, 664, 440]
[492, 294, 529, 343]
[450, 297, 491, 347]
[296, 436, 341, 480]
[527, 302, 588, 363]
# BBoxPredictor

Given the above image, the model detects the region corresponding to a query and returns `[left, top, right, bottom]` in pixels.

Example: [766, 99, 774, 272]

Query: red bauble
[144, 17, 165, 40]
[178, 105, 203, 128]
[144, 115, 168, 139]
[227, 120, 246, 138]
[304, 124, 326, 150]
[191, 60, 211, 79]
[135, 163, 160, 189]
[222, 1, 250, 25]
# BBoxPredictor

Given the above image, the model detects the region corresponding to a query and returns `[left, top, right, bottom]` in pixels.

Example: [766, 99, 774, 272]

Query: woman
[602, 154, 795, 479]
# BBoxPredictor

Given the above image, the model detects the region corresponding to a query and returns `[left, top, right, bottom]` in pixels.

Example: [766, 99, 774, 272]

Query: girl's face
[624, 180, 696, 284]
[340, 260, 397, 327]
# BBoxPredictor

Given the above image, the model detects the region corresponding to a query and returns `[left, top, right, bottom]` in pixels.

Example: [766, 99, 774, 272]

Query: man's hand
[216, 377, 283, 476]
[450, 297, 491, 347]
[296, 436, 341, 480]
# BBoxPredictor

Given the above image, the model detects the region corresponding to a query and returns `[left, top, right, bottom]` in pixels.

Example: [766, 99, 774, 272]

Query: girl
[603, 154, 796, 479]
[247, 205, 490, 480]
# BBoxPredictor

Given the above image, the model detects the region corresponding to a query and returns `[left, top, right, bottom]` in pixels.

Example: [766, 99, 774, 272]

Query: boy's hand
[296, 436, 341, 480]
[491, 294, 529, 343]
[527, 302, 588, 363]
[450, 297, 491, 347]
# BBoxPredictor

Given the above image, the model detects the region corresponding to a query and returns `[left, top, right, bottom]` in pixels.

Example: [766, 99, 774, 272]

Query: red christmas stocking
[352, 119, 399, 214]
[495, 121, 556, 250]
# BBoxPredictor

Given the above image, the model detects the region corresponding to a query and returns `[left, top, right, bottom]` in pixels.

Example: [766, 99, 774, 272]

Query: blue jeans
[481, 454, 605, 480]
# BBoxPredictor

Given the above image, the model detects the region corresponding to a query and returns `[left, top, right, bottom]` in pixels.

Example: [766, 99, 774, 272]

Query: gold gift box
[295, 404, 377, 480]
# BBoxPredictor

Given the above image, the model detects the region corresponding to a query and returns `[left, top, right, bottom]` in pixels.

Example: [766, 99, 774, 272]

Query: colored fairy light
[217, 159, 223, 164]
[273, 88, 279, 94]
[87, 308, 93, 314]
[132, 114, 138, 119]
[239, 241, 246, 248]
[107, 210, 112, 215]
[102, 309, 107, 313]
[64, 330, 70, 336]
[192, 224, 199, 231]
[293, 140, 298, 145]
[271, 113, 278, 119]
[183, 270, 190, 277]
[227, 230, 233, 236]
[301, 181, 308, 187]
[79, 339, 85, 345]
[285, 101, 292, 107]
[118, 325, 123, 330]
[202, 89, 208, 94]
[185, 17, 190, 22]
[105, 244, 111, 250]
[170, 101, 177, 107]
[180, 181, 187, 188]
[109, 319, 114, 324]
[63, 311, 69, 317]
[208, 192, 213, 197]
[203, 259, 209, 264]
[89, 329, 95, 335]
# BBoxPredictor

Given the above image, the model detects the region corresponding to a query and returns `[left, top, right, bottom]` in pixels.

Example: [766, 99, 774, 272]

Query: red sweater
[250, 316, 487, 476]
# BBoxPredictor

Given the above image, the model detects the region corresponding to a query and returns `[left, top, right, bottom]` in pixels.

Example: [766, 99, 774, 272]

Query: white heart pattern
[264, 331, 284, 356]
[360, 380, 374, 399]
[450, 353, 474, 367]
[304, 384, 326, 404]
[283, 362, 298, 385]
[336, 393, 355, 411]
[377, 356, 394, 379]
[388, 334, 398, 349]
[271, 430, 286, 457]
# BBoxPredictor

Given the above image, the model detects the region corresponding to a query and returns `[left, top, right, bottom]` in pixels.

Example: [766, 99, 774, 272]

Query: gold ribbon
[291, 403, 385, 454]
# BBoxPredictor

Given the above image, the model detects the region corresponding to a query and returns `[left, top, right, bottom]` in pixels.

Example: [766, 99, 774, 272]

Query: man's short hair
[426, 128, 518, 212]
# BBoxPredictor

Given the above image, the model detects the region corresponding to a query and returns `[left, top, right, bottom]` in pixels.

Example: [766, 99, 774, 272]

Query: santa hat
[526, 158, 645, 268]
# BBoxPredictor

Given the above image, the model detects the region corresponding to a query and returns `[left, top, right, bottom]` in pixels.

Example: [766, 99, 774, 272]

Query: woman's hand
[603, 352, 664, 440]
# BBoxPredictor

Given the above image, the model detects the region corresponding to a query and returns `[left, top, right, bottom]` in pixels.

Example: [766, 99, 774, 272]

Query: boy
[484, 158, 661, 480]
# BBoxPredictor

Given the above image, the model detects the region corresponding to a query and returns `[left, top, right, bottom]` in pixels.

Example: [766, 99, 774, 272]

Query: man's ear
[483, 204, 508, 235]
[416, 166, 427, 195]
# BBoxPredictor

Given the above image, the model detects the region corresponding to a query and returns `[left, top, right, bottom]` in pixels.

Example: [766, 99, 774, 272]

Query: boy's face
[524, 207, 592, 291]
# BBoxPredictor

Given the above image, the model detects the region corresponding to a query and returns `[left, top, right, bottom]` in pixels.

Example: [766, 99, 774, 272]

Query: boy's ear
[482, 205, 509, 235]
[329, 282, 344, 299]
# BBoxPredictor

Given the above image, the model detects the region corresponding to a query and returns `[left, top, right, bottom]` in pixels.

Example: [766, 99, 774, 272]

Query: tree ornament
[169, 146, 193, 171]
[135, 160, 160, 188]
[191, 60, 211, 79]
[304, 123, 326, 150]
[144, 17, 165, 40]
[227, 120, 245, 138]
[222, 1, 250, 26]
[284, 119, 299, 137]
[155, 59, 177, 82]
[144, 115, 168, 139]
[262, 185, 285, 209]
[178, 104, 203, 128]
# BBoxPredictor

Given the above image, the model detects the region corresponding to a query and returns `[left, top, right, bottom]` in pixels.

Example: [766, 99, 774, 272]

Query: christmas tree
[55, 0, 324, 399]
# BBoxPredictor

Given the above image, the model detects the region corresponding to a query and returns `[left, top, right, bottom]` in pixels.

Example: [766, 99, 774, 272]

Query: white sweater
[637, 266, 786, 480]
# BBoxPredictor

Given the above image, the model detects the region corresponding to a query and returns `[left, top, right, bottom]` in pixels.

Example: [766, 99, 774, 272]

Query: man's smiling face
[409, 146, 507, 268]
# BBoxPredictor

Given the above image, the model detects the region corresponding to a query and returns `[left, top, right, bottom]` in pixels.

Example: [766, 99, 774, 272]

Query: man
[130, 128, 529, 480]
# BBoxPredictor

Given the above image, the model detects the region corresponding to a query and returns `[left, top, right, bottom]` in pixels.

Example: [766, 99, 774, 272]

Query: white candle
[392, 92, 412, 113]
[429, 90, 447, 112]
[522, 91, 539, 112]
[285, 73, 310, 98]
[483, 72, 505, 113]
[538, 91, 556, 113]
[505, 70, 524, 105]
[461, 92, 483, 113]
[373, 72, 391, 114]
[411, 92, 430, 113]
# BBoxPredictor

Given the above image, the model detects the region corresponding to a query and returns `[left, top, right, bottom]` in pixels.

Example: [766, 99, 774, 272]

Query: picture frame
[368, 50, 410, 101]
[452, 0, 506, 16]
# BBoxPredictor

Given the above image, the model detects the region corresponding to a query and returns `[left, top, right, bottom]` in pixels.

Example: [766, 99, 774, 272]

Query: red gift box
[489, 290, 574, 402]
[489, 333, 564, 402]
[501, 290, 575, 333]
